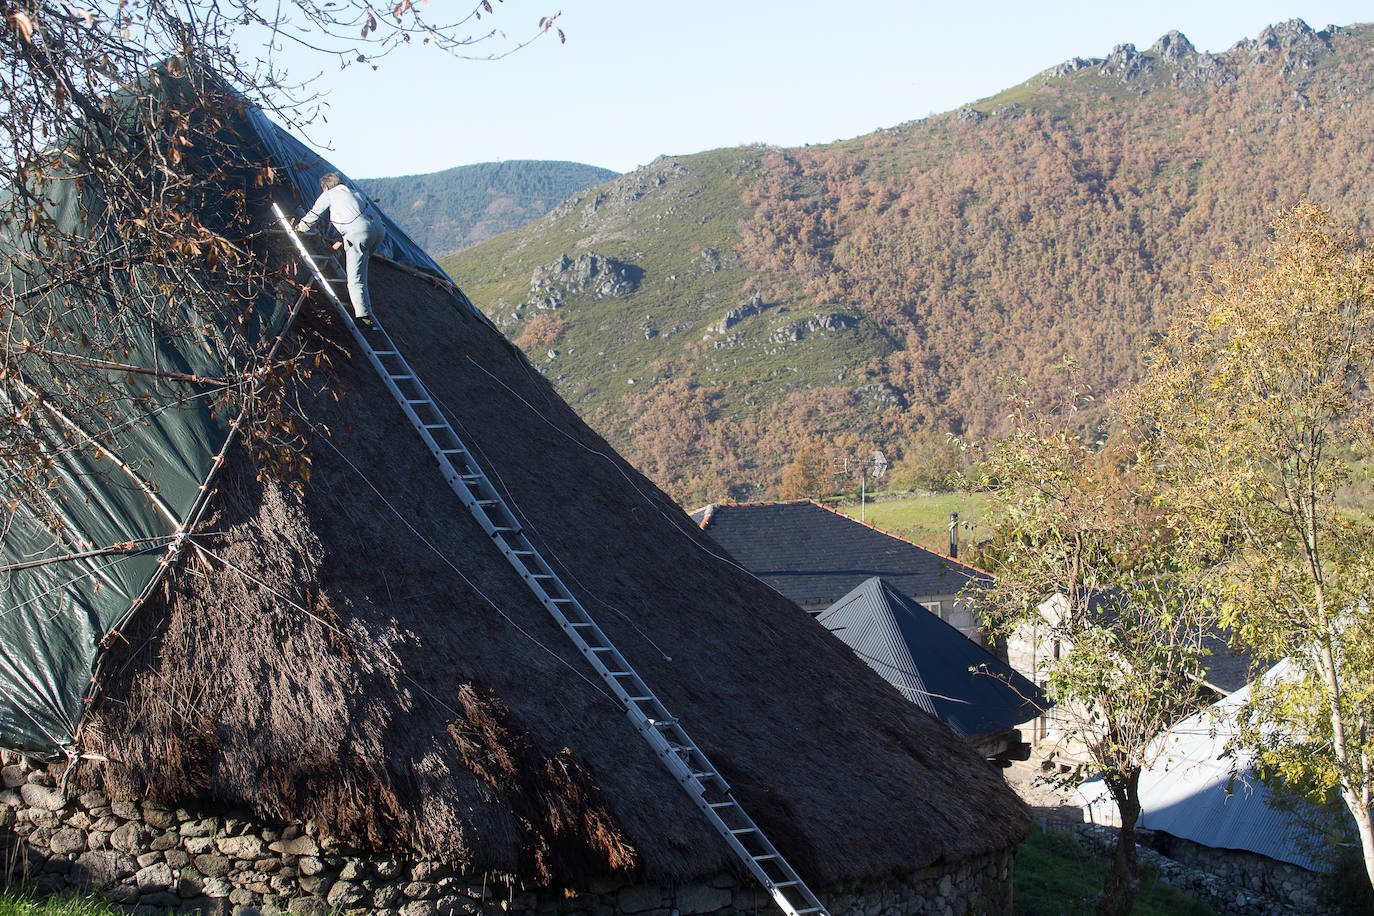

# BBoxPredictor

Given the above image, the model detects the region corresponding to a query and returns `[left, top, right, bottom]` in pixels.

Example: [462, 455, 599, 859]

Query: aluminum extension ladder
[271, 204, 830, 916]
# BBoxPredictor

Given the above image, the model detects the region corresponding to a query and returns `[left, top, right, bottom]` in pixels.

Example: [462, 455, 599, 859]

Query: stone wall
[1142, 829, 1331, 914]
[2, 753, 1015, 916]
[1073, 824, 1334, 916]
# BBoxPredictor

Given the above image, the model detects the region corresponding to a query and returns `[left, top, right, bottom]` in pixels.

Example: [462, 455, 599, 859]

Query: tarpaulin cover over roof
[0, 62, 451, 756]
[1075, 660, 1344, 871]
[817, 576, 1046, 737]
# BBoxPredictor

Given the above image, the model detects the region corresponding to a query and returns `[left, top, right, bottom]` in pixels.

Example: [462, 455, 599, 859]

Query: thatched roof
[78, 261, 1029, 886]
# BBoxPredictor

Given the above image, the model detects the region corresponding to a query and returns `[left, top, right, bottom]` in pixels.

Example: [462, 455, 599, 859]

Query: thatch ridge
[81, 260, 1029, 885]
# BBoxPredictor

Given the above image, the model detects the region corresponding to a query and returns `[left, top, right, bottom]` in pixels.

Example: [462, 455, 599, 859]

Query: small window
[921, 600, 943, 618]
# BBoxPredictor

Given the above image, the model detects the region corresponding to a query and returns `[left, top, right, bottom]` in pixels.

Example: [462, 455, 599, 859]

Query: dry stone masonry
[2, 752, 1014, 916]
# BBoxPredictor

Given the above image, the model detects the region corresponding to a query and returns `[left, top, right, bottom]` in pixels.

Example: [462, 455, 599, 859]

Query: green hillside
[443, 19, 1374, 506]
[358, 160, 617, 256]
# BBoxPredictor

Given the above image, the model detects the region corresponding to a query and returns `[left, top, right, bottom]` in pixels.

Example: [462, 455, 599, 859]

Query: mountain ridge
[359, 159, 617, 257]
[441, 18, 1374, 505]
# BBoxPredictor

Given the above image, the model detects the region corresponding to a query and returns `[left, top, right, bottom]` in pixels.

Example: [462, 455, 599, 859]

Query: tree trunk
[1345, 791, 1374, 893]
[1096, 771, 1142, 916]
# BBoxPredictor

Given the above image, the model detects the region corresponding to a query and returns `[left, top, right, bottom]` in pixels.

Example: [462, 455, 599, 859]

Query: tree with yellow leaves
[1131, 200, 1374, 890]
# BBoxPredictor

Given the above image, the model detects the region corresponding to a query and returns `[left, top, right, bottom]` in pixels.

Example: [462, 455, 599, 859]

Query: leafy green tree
[972, 381, 1211, 916]
[1131, 201, 1374, 890]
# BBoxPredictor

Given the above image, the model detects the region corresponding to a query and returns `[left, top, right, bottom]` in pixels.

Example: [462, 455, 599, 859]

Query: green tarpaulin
[0, 61, 454, 756]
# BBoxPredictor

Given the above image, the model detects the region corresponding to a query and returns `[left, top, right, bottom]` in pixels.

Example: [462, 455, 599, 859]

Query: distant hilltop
[358, 160, 617, 257]
[1039, 19, 1337, 92]
[441, 18, 1374, 505]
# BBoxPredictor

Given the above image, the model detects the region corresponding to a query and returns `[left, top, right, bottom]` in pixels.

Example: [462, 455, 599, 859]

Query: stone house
[690, 500, 993, 643]
[1, 61, 1029, 916]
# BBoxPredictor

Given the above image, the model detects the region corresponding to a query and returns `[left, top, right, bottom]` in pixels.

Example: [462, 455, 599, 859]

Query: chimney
[949, 511, 959, 559]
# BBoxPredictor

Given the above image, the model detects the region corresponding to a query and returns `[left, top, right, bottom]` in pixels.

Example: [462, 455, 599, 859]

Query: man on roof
[296, 172, 386, 327]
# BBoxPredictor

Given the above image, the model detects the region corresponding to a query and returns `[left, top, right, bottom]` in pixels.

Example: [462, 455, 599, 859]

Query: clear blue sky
[273, 2, 1372, 179]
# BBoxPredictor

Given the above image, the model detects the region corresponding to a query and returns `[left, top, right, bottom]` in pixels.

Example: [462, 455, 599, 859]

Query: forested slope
[443, 20, 1374, 505]
[359, 160, 616, 256]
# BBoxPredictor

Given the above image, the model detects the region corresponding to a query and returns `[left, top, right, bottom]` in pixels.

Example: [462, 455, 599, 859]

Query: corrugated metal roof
[818, 577, 1046, 737]
[1076, 660, 1342, 871]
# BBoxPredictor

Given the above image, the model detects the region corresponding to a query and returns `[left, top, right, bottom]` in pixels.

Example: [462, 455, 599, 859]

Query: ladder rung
[272, 207, 832, 916]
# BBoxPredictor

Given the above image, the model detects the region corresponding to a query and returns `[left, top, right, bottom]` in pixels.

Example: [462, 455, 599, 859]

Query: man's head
[320, 172, 343, 190]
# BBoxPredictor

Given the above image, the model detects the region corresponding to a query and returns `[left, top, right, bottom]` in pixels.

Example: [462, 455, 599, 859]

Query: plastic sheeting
[0, 62, 462, 756]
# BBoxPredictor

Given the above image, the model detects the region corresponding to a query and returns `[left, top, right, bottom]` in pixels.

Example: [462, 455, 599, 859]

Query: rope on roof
[0, 535, 175, 573]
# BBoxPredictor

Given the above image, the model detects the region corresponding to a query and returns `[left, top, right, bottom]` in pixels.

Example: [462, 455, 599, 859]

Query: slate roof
[1075, 660, 1341, 871]
[691, 500, 992, 608]
[818, 577, 1047, 737]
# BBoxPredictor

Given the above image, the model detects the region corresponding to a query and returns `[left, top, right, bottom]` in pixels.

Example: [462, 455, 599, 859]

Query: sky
[265, 1, 1373, 179]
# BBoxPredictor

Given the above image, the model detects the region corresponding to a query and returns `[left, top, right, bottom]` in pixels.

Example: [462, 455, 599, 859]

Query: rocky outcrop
[1047, 57, 1094, 78]
[1038, 19, 1337, 93]
[769, 313, 858, 344]
[705, 294, 768, 337]
[1232, 19, 1332, 72]
[1099, 43, 1154, 85]
[1150, 29, 1196, 63]
[527, 253, 641, 309]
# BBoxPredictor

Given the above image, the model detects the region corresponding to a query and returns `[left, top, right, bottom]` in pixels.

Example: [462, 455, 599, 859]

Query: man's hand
[332, 241, 344, 251]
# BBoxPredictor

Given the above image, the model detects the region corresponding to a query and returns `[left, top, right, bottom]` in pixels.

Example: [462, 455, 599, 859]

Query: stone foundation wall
[2, 753, 1014, 916]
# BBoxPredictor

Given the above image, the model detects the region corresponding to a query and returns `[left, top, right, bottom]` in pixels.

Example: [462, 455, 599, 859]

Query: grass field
[1014, 825, 1214, 915]
[0, 886, 121, 916]
[831, 490, 989, 556]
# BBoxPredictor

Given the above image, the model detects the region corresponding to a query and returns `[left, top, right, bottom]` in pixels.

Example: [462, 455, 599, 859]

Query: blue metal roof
[817, 576, 1047, 737]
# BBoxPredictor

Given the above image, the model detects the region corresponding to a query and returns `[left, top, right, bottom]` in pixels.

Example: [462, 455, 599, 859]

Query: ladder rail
[271, 204, 830, 916]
